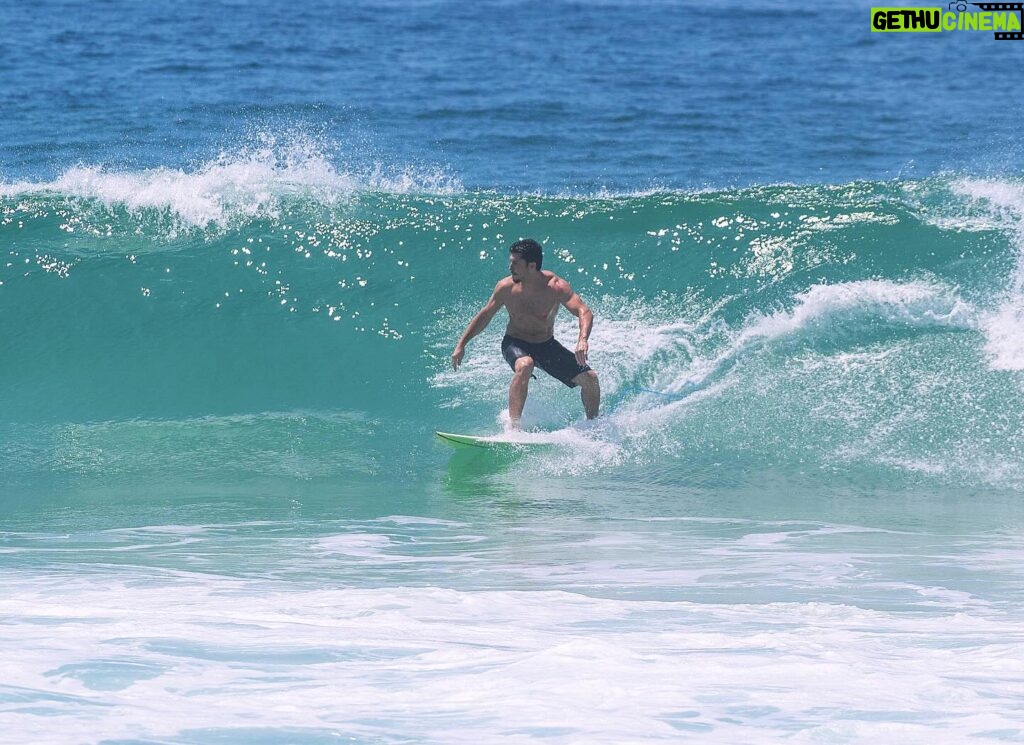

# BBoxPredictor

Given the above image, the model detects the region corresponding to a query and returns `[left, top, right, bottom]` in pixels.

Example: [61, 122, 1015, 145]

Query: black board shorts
[501, 334, 592, 388]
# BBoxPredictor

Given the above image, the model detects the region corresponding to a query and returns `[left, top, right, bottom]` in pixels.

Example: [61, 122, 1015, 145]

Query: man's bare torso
[498, 271, 568, 343]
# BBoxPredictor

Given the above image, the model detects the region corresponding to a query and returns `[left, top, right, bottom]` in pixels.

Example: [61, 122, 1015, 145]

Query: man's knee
[514, 356, 535, 376]
[575, 369, 598, 388]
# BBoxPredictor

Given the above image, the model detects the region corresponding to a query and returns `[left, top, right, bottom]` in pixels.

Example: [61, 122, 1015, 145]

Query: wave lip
[0, 139, 460, 229]
[981, 299, 1024, 370]
[651, 279, 976, 399]
[952, 177, 1024, 370]
[738, 279, 977, 346]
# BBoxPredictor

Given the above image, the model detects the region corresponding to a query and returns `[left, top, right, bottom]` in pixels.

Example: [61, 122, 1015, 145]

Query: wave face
[3, 160, 1024, 493]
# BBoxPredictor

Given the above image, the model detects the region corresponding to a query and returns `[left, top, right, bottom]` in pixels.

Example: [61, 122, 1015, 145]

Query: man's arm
[452, 282, 506, 370]
[559, 280, 594, 366]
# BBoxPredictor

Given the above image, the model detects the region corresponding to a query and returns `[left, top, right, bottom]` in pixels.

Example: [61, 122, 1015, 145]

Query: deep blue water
[3, 0, 1023, 190]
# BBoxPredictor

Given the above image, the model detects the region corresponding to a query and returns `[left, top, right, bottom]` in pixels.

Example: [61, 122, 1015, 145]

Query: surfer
[451, 238, 600, 428]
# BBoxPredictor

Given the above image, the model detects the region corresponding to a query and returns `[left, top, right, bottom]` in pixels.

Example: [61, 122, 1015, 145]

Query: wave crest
[0, 135, 460, 229]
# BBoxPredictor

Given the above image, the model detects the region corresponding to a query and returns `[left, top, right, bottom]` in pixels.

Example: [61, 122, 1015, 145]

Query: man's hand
[575, 339, 589, 366]
[452, 345, 465, 371]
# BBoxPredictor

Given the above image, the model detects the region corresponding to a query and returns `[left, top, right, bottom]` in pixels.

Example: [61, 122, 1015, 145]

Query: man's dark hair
[510, 238, 543, 270]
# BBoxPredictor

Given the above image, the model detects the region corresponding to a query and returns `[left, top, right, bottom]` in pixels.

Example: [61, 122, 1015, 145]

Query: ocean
[3, 1, 1024, 742]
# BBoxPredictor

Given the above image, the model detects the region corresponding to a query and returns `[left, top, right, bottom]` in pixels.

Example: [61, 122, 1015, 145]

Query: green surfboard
[435, 431, 553, 449]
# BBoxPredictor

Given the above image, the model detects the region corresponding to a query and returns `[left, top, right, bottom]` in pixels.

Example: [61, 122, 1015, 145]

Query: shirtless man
[451, 238, 600, 427]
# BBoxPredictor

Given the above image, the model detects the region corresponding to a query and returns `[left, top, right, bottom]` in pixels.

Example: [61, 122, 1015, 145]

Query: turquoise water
[4, 1, 1024, 742]
[4, 169, 1024, 743]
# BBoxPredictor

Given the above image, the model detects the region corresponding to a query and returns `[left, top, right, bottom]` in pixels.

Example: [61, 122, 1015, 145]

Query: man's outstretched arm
[452, 282, 505, 370]
[561, 282, 593, 366]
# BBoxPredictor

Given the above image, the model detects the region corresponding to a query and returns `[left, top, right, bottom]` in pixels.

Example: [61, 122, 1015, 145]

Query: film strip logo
[958, 2, 1024, 37]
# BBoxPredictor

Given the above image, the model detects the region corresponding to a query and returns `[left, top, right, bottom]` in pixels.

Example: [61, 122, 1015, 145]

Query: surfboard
[435, 431, 552, 449]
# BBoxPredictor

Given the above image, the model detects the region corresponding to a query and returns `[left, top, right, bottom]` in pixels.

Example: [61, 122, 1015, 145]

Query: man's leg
[509, 356, 535, 429]
[573, 370, 600, 419]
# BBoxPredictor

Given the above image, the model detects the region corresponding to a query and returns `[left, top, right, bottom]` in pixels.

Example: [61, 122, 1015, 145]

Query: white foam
[638, 278, 974, 412]
[946, 178, 1024, 370]
[0, 134, 460, 229]
[981, 299, 1024, 370]
[3, 519, 1023, 744]
[737, 279, 975, 346]
[950, 177, 1024, 225]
